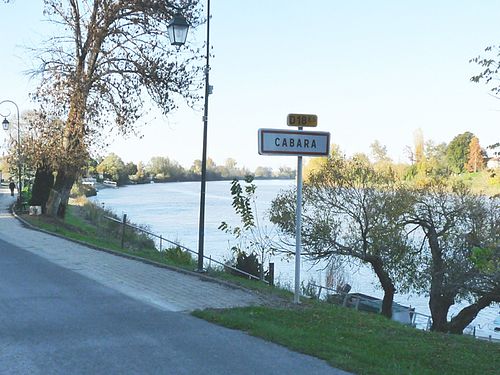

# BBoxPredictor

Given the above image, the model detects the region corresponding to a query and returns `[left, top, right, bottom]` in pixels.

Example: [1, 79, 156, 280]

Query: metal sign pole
[294, 126, 303, 304]
[257, 113, 328, 304]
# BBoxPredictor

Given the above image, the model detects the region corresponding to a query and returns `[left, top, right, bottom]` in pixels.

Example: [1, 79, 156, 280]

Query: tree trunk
[425, 226, 456, 332]
[429, 293, 454, 332]
[446, 290, 499, 334]
[45, 87, 87, 218]
[368, 255, 396, 319]
[30, 165, 55, 214]
[45, 167, 77, 218]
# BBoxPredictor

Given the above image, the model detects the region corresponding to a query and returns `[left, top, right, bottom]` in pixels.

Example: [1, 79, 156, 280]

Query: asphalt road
[0, 236, 349, 374]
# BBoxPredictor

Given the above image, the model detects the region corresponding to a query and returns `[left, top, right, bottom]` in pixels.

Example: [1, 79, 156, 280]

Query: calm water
[91, 180, 499, 338]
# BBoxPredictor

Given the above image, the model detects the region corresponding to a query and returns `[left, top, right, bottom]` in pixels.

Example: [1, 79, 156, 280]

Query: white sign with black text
[258, 128, 330, 156]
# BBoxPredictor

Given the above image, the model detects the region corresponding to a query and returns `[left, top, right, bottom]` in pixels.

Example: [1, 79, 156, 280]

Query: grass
[20, 200, 197, 271]
[454, 170, 500, 196]
[20, 199, 500, 375]
[193, 304, 499, 375]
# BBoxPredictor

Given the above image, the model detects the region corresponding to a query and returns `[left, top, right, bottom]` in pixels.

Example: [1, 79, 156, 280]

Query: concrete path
[0, 189, 264, 312]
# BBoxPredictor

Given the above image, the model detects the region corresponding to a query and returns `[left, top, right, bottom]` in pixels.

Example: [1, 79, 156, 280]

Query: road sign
[258, 124, 330, 304]
[258, 128, 330, 156]
[287, 113, 318, 127]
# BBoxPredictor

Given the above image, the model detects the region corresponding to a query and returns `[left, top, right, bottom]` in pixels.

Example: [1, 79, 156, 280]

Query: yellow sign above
[287, 113, 318, 127]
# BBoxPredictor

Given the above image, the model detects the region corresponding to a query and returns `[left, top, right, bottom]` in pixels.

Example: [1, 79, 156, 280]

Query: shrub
[232, 252, 261, 279]
[71, 183, 97, 198]
[164, 246, 196, 267]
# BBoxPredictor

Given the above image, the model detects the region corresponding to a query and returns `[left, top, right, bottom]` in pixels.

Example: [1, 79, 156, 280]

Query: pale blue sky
[1, 1, 499, 170]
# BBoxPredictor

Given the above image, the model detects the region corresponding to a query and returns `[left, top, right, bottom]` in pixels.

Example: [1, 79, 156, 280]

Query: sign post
[295, 128, 304, 304]
[258, 115, 329, 303]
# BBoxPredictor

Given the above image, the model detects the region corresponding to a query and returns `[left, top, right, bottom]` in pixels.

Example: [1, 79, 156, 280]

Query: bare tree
[31, 0, 202, 217]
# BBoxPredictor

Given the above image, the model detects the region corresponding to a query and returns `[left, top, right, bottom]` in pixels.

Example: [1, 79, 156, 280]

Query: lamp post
[167, 2, 211, 272]
[196, 0, 211, 272]
[0, 100, 22, 203]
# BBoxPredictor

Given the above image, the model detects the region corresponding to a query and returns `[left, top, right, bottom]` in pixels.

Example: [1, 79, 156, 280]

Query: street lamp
[167, 14, 190, 46]
[0, 100, 22, 203]
[168, 3, 211, 272]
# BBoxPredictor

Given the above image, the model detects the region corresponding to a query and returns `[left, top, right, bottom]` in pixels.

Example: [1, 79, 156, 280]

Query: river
[91, 179, 499, 339]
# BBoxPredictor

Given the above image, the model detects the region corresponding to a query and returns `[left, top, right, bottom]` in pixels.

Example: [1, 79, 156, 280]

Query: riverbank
[14, 198, 500, 375]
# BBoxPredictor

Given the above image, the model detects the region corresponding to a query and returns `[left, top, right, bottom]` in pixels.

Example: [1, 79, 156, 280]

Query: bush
[231, 252, 261, 279]
[164, 246, 196, 267]
[71, 183, 97, 198]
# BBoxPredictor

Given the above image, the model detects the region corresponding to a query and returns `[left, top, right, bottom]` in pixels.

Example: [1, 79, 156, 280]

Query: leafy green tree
[370, 140, 391, 164]
[424, 141, 449, 177]
[222, 158, 239, 178]
[304, 145, 343, 182]
[446, 132, 474, 174]
[124, 162, 138, 177]
[270, 154, 412, 318]
[189, 159, 202, 176]
[130, 161, 148, 183]
[96, 153, 126, 185]
[18, 111, 71, 210]
[303, 157, 328, 182]
[471, 246, 499, 275]
[149, 156, 185, 181]
[189, 157, 221, 180]
[274, 166, 295, 179]
[254, 166, 273, 178]
[85, 158, 99, 177]
[403, 181, 500, 333]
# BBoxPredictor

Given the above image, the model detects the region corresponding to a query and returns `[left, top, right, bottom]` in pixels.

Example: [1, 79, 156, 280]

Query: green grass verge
[20, 203, 197, 270]
[193, 304, 499, 375]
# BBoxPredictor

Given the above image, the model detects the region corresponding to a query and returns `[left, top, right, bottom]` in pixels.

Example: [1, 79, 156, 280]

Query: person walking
[8, 181, 15, 196]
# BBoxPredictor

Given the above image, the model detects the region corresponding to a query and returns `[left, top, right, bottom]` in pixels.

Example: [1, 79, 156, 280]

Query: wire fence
[102, 214, 270, 284]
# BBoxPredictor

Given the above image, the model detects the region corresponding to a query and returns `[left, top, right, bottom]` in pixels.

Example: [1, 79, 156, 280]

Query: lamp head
[167, 14, 189, 46]
[2, 118, 9, 131]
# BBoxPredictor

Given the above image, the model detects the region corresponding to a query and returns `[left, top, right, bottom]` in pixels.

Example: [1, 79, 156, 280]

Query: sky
[1, 1, 500, 171]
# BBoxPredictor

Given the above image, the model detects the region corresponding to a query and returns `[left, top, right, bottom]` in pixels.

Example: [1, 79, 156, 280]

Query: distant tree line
[86, 153, 295, 186]
[303, 130, 499, 190]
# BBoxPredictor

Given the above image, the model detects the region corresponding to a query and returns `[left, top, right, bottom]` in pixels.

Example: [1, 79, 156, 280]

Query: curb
[10, 206, 268, 302]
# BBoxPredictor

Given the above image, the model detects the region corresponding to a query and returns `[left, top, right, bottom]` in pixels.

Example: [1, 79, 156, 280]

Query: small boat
[103, 180, 117, 187]
[343, 292, 416, 325]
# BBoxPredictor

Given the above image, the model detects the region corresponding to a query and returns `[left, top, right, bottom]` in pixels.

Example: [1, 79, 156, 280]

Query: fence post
[159, 235, 163, 251]
[121, 213, 127, 249]
[268, 262, 274, 286]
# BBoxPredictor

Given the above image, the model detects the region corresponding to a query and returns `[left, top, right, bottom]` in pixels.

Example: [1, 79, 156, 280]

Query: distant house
[487, 157, 500, 169]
